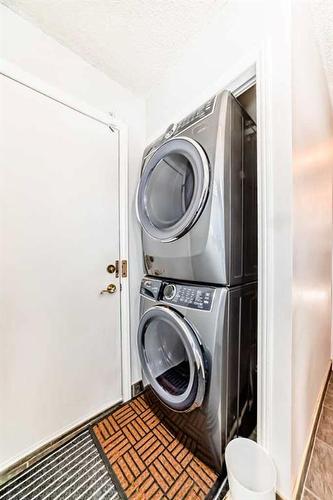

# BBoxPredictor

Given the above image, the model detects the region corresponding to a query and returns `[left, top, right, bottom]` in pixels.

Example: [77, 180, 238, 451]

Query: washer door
[136, 137, 210, 242]
[137, 305, 206, 412]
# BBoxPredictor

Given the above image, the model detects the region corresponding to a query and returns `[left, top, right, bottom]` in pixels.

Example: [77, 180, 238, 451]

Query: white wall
[291, 0, 333, 490]
[147, 1, 266, 139]
[0, 4, 144, 398]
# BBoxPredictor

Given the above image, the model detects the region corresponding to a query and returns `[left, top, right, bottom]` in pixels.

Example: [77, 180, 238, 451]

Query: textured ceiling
[1, 0, 227, 96]
[311, 0, 333, 109]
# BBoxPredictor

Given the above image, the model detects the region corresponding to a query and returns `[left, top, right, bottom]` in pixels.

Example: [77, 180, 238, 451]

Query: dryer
[137, 276, 257, 471]
[136, 91, 257, 285]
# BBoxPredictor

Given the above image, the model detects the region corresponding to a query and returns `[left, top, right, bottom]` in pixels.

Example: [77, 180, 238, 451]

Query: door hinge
[121, 260, 128, 278]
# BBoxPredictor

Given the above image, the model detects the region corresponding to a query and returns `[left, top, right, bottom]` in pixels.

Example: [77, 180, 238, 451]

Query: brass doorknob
[100, 284, 117, 295]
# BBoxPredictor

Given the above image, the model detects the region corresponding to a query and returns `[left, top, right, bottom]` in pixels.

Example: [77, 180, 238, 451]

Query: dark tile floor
[302, 371, 333, 500]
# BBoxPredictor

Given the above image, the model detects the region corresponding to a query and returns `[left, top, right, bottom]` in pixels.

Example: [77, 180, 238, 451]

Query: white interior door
[0, 74, 123, 470]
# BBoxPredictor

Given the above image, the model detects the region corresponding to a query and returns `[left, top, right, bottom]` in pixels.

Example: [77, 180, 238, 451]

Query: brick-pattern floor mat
[90, 392, 221, 499]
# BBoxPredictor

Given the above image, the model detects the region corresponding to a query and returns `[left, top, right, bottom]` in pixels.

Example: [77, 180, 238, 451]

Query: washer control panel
[162, 283, 215, 311]
[140, 278, 215, 311]
[140, 278, 162, 300]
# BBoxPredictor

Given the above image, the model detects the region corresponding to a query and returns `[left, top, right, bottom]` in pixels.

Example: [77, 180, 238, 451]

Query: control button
[163, 284, 177, 301]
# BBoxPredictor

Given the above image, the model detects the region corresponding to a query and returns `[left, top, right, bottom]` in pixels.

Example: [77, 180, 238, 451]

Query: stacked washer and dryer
[136, 91, 257, 473]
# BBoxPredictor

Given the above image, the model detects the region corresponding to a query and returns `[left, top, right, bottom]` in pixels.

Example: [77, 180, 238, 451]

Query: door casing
[224, 52, 274, 469]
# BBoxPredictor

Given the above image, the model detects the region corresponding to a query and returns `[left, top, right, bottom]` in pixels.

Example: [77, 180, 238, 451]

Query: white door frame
[0, 60, 132, 403]
[225, 46, 275, 455]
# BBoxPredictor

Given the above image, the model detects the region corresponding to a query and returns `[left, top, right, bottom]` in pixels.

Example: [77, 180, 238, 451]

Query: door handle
[100, 284, 117, 295]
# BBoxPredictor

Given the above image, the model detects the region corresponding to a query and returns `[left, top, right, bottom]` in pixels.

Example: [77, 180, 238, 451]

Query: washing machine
[136, 91, 257, 285]
[137, 276, 257, 471]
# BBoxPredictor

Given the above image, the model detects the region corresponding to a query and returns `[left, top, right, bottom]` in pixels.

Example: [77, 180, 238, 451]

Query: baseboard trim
[293, 360, 332, 499]
[0, 401, 121, 487]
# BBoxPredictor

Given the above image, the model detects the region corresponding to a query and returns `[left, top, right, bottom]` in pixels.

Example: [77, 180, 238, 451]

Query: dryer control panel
[162, 283, 215, 311]
[176, 96, 216, 134]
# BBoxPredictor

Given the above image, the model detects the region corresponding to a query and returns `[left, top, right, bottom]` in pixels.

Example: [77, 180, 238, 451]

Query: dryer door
[137, 305, 206, 412]
[136, 137, 209, 242]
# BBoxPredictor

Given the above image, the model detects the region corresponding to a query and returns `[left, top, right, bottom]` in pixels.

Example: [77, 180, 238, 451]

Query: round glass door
[136, 137, 210, 242]
[137, 305, 206, 412]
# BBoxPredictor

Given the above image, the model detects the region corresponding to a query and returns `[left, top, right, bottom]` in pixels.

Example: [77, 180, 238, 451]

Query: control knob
[163, 284, 177, 301]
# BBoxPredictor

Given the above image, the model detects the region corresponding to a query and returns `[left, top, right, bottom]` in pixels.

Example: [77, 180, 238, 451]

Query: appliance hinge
[121, 259, 128, 278]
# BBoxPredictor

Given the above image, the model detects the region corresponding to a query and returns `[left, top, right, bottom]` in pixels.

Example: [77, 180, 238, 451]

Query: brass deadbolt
[107, 264, 116, 274]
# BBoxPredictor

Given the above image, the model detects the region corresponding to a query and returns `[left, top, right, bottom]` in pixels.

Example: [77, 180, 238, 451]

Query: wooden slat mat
[90, 392, 221, 499]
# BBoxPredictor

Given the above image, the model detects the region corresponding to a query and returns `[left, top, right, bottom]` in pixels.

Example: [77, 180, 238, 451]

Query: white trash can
[225, 438, 277, 500]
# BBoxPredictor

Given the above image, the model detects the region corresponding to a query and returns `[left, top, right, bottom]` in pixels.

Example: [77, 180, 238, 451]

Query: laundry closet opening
[136, 83, 258, 477]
